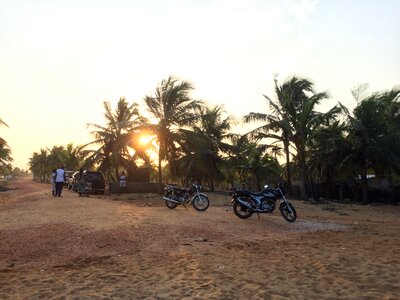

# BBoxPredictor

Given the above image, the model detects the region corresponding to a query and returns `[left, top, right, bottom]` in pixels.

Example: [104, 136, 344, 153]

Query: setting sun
[138, 134, 155, 146]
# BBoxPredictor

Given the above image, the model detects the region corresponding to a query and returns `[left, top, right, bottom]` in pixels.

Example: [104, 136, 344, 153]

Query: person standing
[50, 169, 56, 196]
[54, 166, 66, 197]
[119, 171, 127, 192]
[104, 180, 111, 198]
[77, 168, 85, 197]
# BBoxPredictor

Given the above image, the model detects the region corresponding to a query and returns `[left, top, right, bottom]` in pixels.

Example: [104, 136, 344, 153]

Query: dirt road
[0, 178, 399, 299]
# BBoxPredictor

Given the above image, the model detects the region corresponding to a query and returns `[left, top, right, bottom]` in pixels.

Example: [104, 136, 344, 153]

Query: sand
[0, 178, 399, 299]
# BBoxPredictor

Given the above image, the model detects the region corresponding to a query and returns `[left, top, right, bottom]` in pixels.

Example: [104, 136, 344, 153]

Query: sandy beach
[0, 178, 399, 299]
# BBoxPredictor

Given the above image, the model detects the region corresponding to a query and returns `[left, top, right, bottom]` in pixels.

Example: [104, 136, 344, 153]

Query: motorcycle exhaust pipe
[163, 197, 180, 204]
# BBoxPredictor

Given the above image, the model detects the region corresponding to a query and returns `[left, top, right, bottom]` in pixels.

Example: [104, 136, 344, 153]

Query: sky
[1, 0, 399, 170]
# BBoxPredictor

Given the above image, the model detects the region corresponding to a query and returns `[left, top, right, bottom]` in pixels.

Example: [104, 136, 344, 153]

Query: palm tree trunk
[210, 175, 215, 192]
[299, 168, 307, 200]
[284, 140, 292, 193]
[298, 151, 308, 201]
[158, 154, 162, 193]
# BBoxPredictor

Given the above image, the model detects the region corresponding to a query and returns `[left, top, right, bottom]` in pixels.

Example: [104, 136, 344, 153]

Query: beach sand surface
[0, 178, 399, 299]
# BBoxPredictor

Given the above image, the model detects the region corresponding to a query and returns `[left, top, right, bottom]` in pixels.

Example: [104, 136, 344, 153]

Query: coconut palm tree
[143, 76, 202, 190]
[0, 144, 13, 174]
[344, 89, 400, 202]
[0, 118, 12, 172]
[308, 120, 350, 200]
[193, 105, 234, 151]
[243, 143, 282, 190]
[245, 76, 342, 200]
[84, 97, 149, 181]
[189, 105, 234, 190]
[63, 143, 85, 171]
[29, 149, 50, 182]
[224, 134, 255, 187]
[279, 77, 342, 200]
[224, 134, 282, 190]
[244, 79, 294, 192]
[174, 128, 222, 188]
[46, 144, 85, 171]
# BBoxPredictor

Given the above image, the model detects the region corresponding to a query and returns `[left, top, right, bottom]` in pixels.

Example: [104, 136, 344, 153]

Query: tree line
[9, 75, 400, 203]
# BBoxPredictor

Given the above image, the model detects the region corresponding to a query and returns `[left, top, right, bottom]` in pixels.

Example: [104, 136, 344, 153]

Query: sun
[138, 134, 155, 146]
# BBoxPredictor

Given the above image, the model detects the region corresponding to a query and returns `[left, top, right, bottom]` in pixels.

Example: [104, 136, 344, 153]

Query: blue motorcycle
[230, 183, 297, 222]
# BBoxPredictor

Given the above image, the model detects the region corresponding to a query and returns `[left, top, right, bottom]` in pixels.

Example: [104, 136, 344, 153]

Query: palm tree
[244, 143, 282, 190]
[194, 105, 234, 150]
[29, 149, 50, 182]
[46, 144, 84, 171]
[0, 144, 13, 174]
[84, 97, 149, 181]
[244, 79, 294, 192]
[224, 134, 282, 190]
[63, 143, 85, 171]
[344, 89, 400, 202]
[309, 120, 350, 200]
[174, 129, 222, 188]
[0, 118, 12, 174]
[279, 77, 342, 200]
[189, 105, 234, 190]
[246, 76, 342, 200]
[143, 76, 202, 190]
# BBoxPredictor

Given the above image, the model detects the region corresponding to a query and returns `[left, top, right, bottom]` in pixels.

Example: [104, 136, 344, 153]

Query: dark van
[70, 170, 106, 194]
[84, 171, 106, 194]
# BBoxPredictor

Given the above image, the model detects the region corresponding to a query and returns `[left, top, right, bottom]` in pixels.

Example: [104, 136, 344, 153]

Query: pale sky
[1, 0, 399, 170]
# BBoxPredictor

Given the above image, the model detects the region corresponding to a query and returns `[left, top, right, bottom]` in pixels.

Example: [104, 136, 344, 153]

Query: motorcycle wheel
[279, 202, 297, 222]
[192, 195, 210, 211]
[233, 198, 254, 219]
[165, 194, 179, 209]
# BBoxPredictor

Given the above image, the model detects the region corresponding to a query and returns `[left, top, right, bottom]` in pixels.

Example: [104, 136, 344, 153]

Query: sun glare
[138, 134, 154, 146]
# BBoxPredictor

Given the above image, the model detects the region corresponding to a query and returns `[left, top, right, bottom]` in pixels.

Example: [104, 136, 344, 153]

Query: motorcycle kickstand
[257, 213, 260, 221]
[182, 203, 188, 210]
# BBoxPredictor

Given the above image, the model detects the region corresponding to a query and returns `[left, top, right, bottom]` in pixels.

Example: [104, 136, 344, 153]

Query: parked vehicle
[230, 183, 297, 222]
[69, 170, 106, 194]
[163, 183, 210, 211]
[84, 171, 105, 194]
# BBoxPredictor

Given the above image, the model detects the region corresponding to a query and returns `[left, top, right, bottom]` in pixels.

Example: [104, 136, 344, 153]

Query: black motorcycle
[230, 183, 297, 222]
[163, 183, 210, 211]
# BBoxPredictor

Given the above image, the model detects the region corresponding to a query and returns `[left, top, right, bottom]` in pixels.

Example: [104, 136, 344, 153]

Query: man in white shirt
[54, 166, 66, 197]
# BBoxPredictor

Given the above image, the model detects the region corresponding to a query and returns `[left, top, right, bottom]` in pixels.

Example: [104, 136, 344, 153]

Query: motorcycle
[230, 183, 297, 222]
[163, 183, 210, 211]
